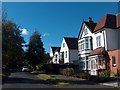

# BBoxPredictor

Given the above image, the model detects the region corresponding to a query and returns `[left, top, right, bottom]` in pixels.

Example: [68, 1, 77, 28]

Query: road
[2, 72, 119, 90]
[2, 72, 55, 88]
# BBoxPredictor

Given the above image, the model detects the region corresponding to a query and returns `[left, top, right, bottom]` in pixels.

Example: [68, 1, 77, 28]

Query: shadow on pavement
[2, 77, 51, 85]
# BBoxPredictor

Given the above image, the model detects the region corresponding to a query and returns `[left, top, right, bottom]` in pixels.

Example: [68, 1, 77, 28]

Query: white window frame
[96, 36, 101, 47]
[85, 38, 89, 49]
[84, 28, 88, 36]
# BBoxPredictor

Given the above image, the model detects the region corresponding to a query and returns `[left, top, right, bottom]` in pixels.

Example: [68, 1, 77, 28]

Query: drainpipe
[102, 29, 107, 70]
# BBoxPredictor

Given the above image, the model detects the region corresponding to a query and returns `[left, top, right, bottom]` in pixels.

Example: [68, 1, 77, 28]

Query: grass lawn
[37, 74, 70, 86]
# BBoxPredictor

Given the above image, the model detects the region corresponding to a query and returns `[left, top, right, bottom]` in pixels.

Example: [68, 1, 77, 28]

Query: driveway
[2, 72, 56, 88]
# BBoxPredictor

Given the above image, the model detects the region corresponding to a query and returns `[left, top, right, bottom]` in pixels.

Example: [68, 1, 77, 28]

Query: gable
[79, 23, 93, 39]
[60, 38, 69, 51]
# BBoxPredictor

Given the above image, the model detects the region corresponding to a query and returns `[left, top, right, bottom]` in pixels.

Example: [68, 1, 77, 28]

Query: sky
[3, 2, 119, 53]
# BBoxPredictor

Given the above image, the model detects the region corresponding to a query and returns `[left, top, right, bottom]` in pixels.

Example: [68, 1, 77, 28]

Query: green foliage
[75, 72, 90, 79]
[25, 31, 45, 70]
[59, 68, 75, 76]
[99, 70, 110, 78]
[2, 21, 25, 69]
[36, 64, 42, 71]
[44, 53, 51, 63]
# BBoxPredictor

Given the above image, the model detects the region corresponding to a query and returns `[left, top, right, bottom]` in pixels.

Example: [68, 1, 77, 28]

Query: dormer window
[84, 28, 88, 36]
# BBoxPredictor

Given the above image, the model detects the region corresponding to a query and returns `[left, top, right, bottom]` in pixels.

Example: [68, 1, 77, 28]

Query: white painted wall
[60, 38, 69, 63]
[50, 48, 53, 57]
[92, 30, 105, 50]
[52, 51, 60, 64]
[78, 25, 93, 55]
[78, 24, 94, 70]
[81, 25, 93, 38]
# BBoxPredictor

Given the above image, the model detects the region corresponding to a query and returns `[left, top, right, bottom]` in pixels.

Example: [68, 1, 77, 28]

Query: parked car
[22, 66, 32, 72]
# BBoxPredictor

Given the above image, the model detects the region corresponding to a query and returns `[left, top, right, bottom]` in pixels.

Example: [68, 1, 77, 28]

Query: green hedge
[75, 72, 90, 79]
[59, 68, 75, 76]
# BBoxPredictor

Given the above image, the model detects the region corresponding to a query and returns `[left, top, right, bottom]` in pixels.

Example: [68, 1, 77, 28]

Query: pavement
[100, 81, 119, 87]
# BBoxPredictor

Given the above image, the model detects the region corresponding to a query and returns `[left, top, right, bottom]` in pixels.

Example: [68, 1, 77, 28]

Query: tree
[44, 53, 51, 64]
[2, 21, 25, 69]
[25, 31, 45, 70]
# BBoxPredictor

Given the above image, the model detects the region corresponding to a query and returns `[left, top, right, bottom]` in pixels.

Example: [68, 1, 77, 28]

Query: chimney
[88, 17, 93, 23]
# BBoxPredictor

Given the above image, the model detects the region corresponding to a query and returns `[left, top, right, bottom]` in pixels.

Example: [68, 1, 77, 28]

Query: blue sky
[3, 2, 118, 53]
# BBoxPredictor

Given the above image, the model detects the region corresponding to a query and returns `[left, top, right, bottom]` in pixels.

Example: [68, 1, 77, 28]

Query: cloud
[21, 28, 29, 35]
[42, 32, 49, 37]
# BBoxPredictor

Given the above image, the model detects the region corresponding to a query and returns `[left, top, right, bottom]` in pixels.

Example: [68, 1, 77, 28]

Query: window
[80, 40, 84, 51]
[96, 36, 101, 47]
[63, 43, 65, 47]
[91, 60, 96, 69]
[112, 56, 116, 67]
[65, 51, 67, 58]
[88, 60, 91, 69]
[79, 57, 85, 61]
[85, 38, 89, 49]
[84, 28, 88, 35]
[79, 62, 86, 69]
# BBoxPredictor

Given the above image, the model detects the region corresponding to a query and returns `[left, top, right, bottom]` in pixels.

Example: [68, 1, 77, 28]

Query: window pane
[65, 51, 67, 58]
[85, 43, 88, 49]
[96, 36, 101, 47]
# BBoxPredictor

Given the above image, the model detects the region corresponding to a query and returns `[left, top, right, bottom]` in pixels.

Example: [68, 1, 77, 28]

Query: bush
[89, 75, 98, 81]
[99, 70, 110, 78]
[77, 72, 90, 79]
[59, 68, 75, 76]
[36, 64, 42, 71]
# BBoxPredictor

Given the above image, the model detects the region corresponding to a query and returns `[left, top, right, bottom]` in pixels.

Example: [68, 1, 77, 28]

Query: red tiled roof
[64, 37, 78, 50]
[89, 47, 105, 56]
[116, 13, 120, 28]
[94, 14, 116, 32]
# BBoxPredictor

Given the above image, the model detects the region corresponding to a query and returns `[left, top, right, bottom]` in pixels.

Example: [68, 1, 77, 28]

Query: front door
[90, 58, 97, 75]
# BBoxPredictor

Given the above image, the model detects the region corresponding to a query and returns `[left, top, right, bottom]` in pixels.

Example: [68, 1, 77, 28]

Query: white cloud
[42, 32, 49, 37]
[21, 28, 29, 35]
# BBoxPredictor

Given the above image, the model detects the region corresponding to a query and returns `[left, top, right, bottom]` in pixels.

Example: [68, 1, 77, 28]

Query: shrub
[78, 72, 90, 79]
[89, 75, 98, 81]
[99, 70, 110, 78]
[36, 64, 42, 71]
[59, 68, 75, 76]
[110, 71, 117, 77]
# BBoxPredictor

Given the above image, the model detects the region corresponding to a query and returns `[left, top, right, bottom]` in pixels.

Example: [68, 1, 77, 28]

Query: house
[90, 13, 120, 75]
[60, 37, 78, 64]
[78, 13, 120, 76]
[50, 47, 61, 64]
[78, 17, 96, 71]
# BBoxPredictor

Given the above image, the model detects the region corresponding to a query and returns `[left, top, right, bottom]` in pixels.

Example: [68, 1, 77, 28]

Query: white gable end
[60, 38, 69, 63]
[81, 25, 93, 38]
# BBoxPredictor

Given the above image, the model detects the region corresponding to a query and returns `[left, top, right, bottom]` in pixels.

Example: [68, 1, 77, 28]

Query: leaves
[25, 31, 45, 69]
[2, 20, 25, 69]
